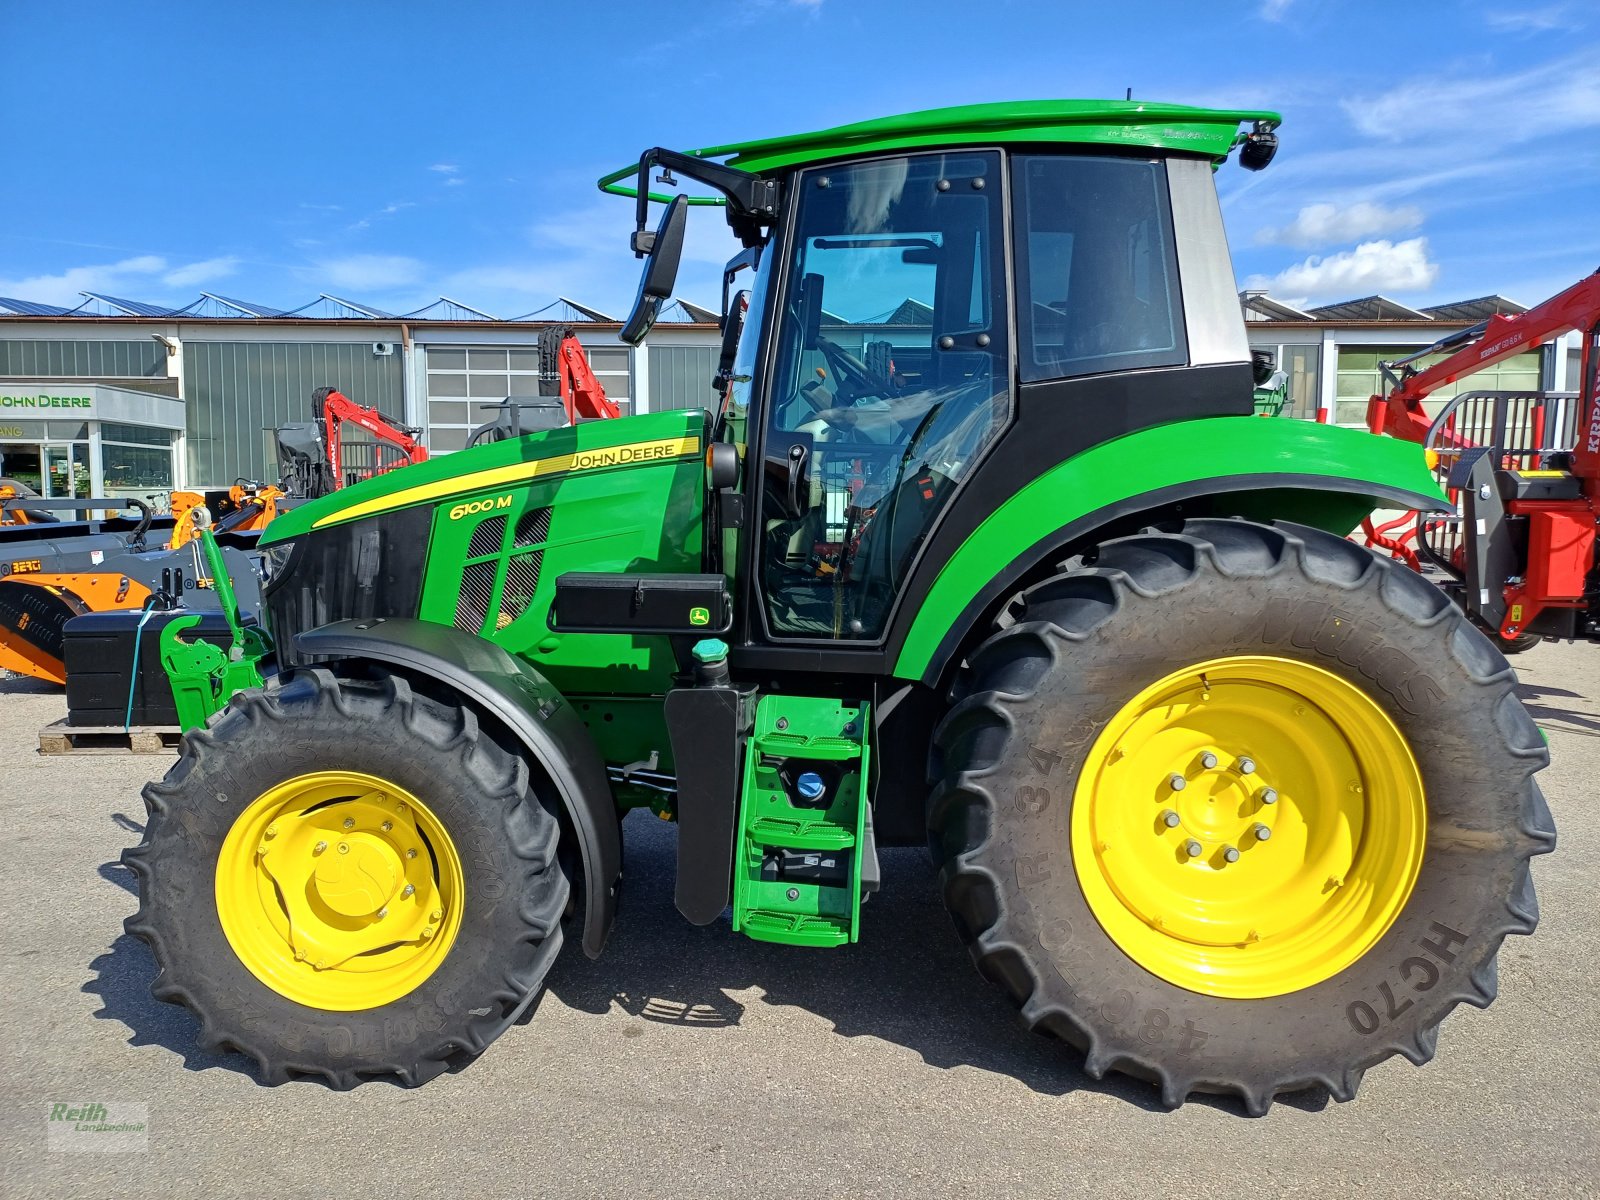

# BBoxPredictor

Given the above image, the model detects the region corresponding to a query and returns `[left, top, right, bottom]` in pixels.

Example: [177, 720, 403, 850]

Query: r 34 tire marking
[1345, 922, 1468, 1035]
[1040, 920, 1212, 1059]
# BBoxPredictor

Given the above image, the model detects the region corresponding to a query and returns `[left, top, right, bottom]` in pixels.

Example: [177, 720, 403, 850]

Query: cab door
[748, 149, 1012, 645]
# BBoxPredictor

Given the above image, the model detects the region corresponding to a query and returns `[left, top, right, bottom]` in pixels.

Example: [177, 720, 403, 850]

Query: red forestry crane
[318, 386, 429, 486]
[1366, 269, 1600, 644]
[542, 326, 622, 422]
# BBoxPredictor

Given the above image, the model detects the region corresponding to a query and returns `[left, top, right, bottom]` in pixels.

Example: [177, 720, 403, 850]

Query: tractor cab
[604, 102, 1282, 664]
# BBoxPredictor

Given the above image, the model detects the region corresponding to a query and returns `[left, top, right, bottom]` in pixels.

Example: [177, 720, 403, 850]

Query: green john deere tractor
[124, 100, 1554, 1113]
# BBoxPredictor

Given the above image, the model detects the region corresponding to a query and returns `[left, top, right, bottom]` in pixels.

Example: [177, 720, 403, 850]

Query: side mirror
[620, 194, 689, 346]
[714, 289, 749, 391]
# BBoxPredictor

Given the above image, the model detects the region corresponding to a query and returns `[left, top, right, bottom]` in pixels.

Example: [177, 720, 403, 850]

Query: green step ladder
[732, 696, 871, 948]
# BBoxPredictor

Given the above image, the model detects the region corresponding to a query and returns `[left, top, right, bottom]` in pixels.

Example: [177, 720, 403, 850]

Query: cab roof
[600, 99, 1280, 201]
[708, 99, 1280, 172]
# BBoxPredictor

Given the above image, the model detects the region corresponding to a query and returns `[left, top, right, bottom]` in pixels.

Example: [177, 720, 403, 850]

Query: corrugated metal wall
[648, 345, 721, 413]
[0, 338, 167, 377]
[184, 342, 403, 484]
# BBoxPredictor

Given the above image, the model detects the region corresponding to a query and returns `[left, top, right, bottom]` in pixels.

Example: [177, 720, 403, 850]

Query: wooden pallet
[37, 719, 182, 755]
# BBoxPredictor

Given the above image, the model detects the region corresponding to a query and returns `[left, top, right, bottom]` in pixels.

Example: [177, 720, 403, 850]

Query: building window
[423, 342, 633, 453]
[101, 432, 174, 497]
[1334, 346, 1541, 427]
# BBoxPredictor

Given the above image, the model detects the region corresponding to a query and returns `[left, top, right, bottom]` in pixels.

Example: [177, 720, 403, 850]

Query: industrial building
[1241, 291, 1588, 426]
[0, 291, 722, 498]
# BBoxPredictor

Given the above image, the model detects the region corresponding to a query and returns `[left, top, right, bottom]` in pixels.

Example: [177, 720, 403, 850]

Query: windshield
[760, 150, 1009, 641]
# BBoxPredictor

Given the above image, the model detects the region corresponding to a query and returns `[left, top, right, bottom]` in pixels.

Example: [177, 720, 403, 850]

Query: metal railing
[1417, 390, 1578, 573]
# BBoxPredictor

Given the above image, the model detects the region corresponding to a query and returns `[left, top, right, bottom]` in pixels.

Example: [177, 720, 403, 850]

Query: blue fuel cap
[796, 772, 826, 803]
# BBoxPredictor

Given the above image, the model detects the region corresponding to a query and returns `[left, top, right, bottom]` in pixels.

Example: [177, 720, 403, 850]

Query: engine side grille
[467, 514, 507, 559]
[454, 560, 497, 634]
[498, 550, 544, 625]
[513, 506, 552, 549]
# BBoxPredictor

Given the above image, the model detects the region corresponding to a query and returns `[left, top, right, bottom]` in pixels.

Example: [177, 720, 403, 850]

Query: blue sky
[2, 0, 1596, 318]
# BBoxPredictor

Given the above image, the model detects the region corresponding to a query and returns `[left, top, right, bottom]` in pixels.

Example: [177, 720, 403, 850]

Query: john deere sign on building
[0, 384, 185, 501]
[0, 393, 95, 409]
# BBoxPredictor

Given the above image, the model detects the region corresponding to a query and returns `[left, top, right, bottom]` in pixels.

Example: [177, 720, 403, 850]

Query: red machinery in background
[276, 387, 428, 499]
[318, 386, 428, 489]
[1367, 269, 1599, 645]
[542, 325, 622, 422]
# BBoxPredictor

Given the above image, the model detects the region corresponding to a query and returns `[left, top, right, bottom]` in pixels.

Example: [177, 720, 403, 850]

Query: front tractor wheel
[123, 669, 569, 1087]
[930, 518, 1554, 1114]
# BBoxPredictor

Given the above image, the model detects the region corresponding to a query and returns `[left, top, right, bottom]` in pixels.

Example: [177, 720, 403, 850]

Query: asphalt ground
[2, 642, 1597, 1199]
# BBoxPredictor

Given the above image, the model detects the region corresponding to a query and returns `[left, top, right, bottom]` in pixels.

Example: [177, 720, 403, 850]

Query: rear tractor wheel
[930, 518, 1554, 1114]
[123, 668, 569, 1086]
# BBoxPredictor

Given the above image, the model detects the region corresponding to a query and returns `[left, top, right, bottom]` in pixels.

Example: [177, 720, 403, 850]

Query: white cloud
[0, 255, 167, 305]
[1255, 201, 1423, 248]
[313, 254, 424, 291]
[1345, 49, 1600, 146]
[1248, 238, 1439, 302]
[444, 177, 465, 187]
[163, 256, 241, 288]
[1259, 0, 1292, 20]
[1485, 4, 1585, 34]
[428, 163, 458, 174]
[379, 202, 414, 215]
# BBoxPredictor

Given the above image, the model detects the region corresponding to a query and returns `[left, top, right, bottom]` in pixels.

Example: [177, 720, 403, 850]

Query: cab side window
[1014, 155, 1186, 382]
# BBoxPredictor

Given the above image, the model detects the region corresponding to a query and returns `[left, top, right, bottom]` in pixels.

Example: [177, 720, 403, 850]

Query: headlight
[259, 540, 297, 583]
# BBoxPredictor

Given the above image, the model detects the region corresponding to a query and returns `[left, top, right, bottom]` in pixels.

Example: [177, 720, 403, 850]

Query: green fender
[892, 417, 1446, 682]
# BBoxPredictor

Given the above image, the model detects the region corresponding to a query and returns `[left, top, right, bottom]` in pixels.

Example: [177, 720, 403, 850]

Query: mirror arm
[632, 148, 781, 252]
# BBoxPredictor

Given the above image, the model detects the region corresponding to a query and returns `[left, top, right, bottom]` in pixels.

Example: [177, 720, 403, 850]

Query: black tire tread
[930, 518, 1555, 1115]
[123, 668, 569, 1088]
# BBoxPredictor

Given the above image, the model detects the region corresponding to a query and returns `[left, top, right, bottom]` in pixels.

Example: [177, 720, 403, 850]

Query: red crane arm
[556, 337, 622, 421]
[320, 389, 428, 484]
[1367, 269, 1600, 443]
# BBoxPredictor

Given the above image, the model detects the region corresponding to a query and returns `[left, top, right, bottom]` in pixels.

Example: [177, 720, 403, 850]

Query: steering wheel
[815, 335, 884, 404]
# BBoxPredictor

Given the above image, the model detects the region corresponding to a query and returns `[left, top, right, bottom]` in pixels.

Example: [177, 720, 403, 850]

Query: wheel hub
[215, 772, 463, 1010]
[1071, 656, 1426, 999]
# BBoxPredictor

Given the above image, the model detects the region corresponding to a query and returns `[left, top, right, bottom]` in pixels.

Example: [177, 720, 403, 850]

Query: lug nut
[1238, 758, 1256, 776]
[265, 824, 278, 839]
[406, 848, 417, 859]
[1159, 809, 1181, 828]
[402, 883, 415, 897]
[313, 840, 328, 854]
[1222, 845, 1241, 863]
[1253, 823, 1272, 841]
[377, 907, 388, 919]
[1259, 787, 1278, 805]
[1169, 774, 1188, 791]
[338, 843, 349, 854]
[343, 817, 356, 829]
[381, 820, 393, 832]
[1200, 752, 1218, 769]
[1184, 840, 1203, 858]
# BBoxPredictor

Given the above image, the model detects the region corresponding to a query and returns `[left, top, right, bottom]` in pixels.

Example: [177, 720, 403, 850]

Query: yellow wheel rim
[215, 771, 464, 1011]
[1071, 656, 1425, 999]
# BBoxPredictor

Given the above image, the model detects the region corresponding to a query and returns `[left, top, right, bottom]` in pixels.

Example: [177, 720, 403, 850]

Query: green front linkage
[160, 527, 274, 730]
